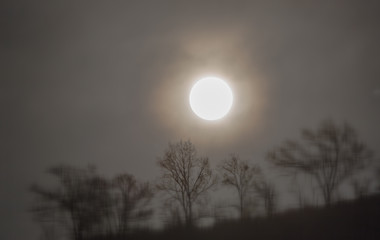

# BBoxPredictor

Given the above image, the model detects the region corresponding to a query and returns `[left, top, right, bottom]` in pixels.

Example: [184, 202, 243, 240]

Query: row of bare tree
[157, 140, 277, 225]
[31, 167, 153, 240]
[30, 119, 377, 240]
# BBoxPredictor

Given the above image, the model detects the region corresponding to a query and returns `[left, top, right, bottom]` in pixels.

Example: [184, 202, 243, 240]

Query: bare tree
[220, 154, 261, 219]
[112, 173, 153, 235]
[31, 166, 155, 239]
[157, 140, 217, 226]
[254, 178, 277, 217]
[267, 120, 373, 206]
[30, 165, 112, 240]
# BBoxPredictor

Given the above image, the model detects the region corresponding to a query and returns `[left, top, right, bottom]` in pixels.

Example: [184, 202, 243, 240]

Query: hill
[94, 194, 380, 240]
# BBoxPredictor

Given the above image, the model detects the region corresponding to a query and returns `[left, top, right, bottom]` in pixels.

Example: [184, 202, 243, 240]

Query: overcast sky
[1, 1, 380, 239]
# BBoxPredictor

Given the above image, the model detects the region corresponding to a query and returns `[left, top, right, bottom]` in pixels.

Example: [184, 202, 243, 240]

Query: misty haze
[1, 1, 380, 240]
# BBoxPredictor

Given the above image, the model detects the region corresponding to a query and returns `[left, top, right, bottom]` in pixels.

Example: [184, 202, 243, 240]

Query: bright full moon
[189, 77, 233, 121]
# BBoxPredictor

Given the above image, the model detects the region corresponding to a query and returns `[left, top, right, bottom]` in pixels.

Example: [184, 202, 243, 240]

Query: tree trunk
[239, 192, 244, 219]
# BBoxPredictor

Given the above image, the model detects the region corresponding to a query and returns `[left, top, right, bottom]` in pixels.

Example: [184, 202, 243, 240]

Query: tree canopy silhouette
[30, 165, 154, 240]
[219, 154, 261, 218]
[267, 120, 373, 205]
[157, 140, 217, 226]
[254, 178, 277, 217]
[30, 165, 112, 240]
[112, 173, 153, 235]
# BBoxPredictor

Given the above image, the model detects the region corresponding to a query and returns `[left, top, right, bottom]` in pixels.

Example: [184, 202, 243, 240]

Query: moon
[189, 77, 233, 121]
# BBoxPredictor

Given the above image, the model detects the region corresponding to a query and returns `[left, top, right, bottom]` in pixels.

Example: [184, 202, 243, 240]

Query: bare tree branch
[267, 119, 373, 206]
[219, 154, 261, 219]
[157, 140, 217, 226]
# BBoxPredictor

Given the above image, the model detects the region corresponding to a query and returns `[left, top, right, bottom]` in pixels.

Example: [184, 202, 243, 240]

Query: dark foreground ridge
[92, 194, 380, 240]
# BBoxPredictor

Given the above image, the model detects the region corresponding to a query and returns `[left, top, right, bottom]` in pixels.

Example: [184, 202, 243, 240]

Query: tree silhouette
[219, 154, 261, 219]
[30, 165, 154, 239]
[254, 178, 277, 217]
[112, 173, 153, 235]
[157, 140, 217, 226]
[30, 165, 112, 240]
[267, 119, 373, 205]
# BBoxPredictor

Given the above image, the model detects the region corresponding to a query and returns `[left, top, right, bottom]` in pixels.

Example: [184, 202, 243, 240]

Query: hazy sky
[1, 1, 380, 239]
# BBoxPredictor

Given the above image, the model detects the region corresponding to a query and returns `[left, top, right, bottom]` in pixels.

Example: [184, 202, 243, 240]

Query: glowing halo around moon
[189, 77, 233, 121]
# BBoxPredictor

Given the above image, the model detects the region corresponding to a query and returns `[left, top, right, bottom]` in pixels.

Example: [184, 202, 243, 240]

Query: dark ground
[91, 193, 380, 240]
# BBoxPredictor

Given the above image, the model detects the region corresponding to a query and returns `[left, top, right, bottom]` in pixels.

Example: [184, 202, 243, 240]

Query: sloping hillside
[94, 194, 380, 240]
